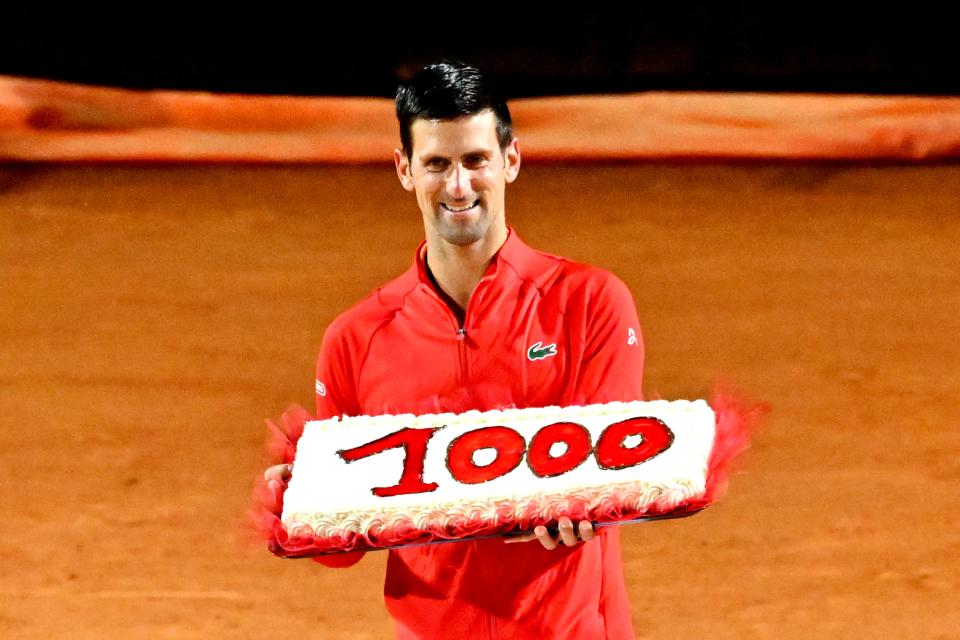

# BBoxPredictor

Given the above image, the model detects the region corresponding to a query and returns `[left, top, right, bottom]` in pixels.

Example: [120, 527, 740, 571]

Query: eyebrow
[420, 149, 491, 163]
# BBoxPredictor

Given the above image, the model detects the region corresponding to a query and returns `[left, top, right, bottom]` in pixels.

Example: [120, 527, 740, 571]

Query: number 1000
[337, 417, 674, 497]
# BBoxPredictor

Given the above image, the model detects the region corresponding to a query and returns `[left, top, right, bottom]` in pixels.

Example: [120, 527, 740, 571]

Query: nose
[446, 163, 471, 199]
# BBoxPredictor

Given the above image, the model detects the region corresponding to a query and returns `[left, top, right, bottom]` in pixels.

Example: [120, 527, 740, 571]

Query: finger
[535, 525, 558, 551]
[504, 532, 538, 544]
[578, 520, 596, 542]
[264, 463, 292, 483]
[263, 465, 281, 483]
[557, 517, 578, 546]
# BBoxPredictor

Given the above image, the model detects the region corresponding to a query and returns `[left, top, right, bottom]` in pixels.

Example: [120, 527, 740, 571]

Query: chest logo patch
[527, 341, 558, 361]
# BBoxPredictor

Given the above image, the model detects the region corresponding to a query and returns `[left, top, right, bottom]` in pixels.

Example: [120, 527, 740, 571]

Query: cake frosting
[273, 400, 717, 556]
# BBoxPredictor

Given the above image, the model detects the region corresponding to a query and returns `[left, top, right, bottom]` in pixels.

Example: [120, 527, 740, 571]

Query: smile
[441, 200, 480, 213]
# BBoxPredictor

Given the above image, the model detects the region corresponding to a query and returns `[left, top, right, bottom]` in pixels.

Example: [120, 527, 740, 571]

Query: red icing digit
[527, 421, 592, 478]
[447, 426, 526, 484]
[337, 427, 439, 497]
[595, 417, 674, 470]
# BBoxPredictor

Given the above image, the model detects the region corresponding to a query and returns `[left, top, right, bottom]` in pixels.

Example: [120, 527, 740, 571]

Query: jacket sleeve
[314, 317, 362, 421]
[572, 271, 645, 404]
[311, 318, 366, 568]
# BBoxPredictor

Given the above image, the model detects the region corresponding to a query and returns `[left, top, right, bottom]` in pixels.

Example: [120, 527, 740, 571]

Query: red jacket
[313, 227, 644, 639]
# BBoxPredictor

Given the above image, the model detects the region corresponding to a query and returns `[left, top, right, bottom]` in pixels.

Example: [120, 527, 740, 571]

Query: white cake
[272, 400, 717, 556]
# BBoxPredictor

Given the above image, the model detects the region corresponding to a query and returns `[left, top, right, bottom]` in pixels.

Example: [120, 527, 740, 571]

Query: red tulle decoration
[677, 383, 769, 514]
[246, 405, 311, 551]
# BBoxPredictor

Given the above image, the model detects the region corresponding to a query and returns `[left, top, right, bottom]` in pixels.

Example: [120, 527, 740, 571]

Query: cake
[259, 397, 754, 558]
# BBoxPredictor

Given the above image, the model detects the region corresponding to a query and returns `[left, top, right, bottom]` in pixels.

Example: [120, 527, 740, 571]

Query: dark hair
[395, 60, 513, 160]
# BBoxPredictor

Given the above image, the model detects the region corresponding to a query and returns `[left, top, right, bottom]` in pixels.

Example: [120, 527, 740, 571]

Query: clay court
[1, 159, 958, 638]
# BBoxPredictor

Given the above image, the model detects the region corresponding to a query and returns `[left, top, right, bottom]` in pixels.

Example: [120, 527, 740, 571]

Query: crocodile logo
[527, 341, 558, 361]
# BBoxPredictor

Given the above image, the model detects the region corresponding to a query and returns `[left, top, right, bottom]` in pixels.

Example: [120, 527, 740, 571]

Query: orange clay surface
[1, 161, 958, 639]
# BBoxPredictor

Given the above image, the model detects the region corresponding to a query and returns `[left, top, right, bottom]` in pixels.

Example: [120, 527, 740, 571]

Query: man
[268, 61, 644, 639]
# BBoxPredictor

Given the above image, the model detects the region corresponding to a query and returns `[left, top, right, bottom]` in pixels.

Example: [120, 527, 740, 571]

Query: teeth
[443, 201, 478, 212]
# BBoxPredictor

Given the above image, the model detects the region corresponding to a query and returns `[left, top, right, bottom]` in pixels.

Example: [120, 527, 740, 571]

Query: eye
[465, 155, 488, 169]
[424, 158, 448, 171]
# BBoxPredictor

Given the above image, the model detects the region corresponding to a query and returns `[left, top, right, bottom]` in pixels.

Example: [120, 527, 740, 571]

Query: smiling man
[392, 76, 520, 323]
[397, 109, 515, 247]
[269, 61, 646, 639]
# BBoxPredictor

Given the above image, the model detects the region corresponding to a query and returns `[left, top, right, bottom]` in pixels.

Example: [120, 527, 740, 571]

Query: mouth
[440, 200, 480, 214]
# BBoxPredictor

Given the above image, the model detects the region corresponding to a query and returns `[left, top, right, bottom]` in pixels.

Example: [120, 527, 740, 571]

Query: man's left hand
[504, 516, 595, 550]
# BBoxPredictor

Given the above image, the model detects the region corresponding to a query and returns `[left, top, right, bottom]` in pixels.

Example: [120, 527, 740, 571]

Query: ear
[503, 137, 521, 184]
[394, 148, 415, 192]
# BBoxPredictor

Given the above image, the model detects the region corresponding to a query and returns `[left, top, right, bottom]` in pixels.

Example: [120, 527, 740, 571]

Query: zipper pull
[457, 327, 466, 338]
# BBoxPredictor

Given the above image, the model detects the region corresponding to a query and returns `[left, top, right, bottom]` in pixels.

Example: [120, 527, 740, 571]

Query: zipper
[430, 276, 491, 386]
[425, 271, 494, 387]
[426, 289, 468, 385]
[449, 306, 468, 386]
[457, 273, 497, 385]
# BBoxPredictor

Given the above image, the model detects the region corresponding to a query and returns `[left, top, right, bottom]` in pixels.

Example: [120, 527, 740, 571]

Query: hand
[263, 463, 293, 485]
[504, 516, 595, 550]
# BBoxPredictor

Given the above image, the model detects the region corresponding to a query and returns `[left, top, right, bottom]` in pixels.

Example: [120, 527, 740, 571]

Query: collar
[376, 225, 558, 312]
[413, 225, 541, 287]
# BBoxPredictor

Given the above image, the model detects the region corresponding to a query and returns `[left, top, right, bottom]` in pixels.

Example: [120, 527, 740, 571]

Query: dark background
[1, 6, 955, 97]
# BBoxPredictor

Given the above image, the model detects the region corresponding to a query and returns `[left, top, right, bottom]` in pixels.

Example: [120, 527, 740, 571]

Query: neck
[425, 225, 508, 312]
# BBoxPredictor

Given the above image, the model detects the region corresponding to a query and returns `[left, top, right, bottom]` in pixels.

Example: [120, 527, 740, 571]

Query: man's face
[394, 110, 520, 248]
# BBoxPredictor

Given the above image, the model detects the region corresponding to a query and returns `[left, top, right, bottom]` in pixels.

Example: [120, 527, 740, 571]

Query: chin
[440, 227, 486, 247]
[437, 219, 489, 246]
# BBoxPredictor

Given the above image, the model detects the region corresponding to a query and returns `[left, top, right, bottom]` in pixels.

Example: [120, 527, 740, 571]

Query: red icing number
[337, 417, 674, 496]
[337, 427, 440, 497]
[595, 417, 674, 470]
[527, 422, 592, 477]
[447, 426, 526, 484]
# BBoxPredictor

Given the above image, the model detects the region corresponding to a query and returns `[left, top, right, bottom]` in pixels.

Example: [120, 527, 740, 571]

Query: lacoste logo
[315, 379, 327, 396]
[527, 341, 558, 361]
[627, 328, 638, 346]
